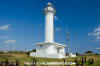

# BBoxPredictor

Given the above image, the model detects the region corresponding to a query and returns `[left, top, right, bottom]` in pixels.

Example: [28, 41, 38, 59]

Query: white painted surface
[30, 43, 66, 58]
[45, 12, 54, 43]
[43, 3, 55, 43]
[69, 53, 76, 57]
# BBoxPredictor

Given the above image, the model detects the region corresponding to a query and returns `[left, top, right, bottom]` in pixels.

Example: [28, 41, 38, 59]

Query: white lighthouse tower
[30, 3, 66, 58]
[43, 3, 55, 43]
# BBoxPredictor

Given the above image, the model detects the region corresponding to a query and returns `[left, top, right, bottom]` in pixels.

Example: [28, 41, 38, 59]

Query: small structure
[30, 3, 66, 58]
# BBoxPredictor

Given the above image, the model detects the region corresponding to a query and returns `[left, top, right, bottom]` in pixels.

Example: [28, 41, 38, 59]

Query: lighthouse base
[30, 42, 66, 59]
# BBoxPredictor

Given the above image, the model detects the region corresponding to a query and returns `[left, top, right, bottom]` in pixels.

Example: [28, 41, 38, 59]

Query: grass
[0, 53, 100, 66]
[83, 54, 100, 66]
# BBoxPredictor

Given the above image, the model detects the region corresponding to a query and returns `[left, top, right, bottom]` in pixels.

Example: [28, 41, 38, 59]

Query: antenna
[66, 30, 70, 55]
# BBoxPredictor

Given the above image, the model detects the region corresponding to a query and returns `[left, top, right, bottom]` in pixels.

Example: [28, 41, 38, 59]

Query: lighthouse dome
[47, 2, 53, 7]
[43, 2, 56, 15]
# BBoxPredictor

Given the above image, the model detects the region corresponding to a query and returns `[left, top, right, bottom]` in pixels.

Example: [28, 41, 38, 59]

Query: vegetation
[0, 51, 100, 66]
[0, 51, 4, 54]
[76, 52, 79, 56]
[85, 50, 93, 54]
[30, 49, 36, 52]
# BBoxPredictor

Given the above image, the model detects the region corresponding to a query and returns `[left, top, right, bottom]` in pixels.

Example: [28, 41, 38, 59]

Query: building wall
[36, 44, 57, 55]
[58, 47, 66, 58]
[30, 52, 58, 58]
[30, 43, 66, 58]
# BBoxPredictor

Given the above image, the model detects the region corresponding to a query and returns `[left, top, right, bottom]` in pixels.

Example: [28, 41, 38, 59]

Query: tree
[26, 51, 30, 56]
[31, 49, 36, 52]
[76, 52, 79, 56]
[26, 49, 36, 56]
[85, 50, 93, 54]
[0, 51, 4, 54]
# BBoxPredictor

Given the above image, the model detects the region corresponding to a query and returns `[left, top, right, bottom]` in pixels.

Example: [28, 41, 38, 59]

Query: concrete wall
[30, 43, 66, 58]
[36, 44, 57, 55]
[30, 52, 58, 58]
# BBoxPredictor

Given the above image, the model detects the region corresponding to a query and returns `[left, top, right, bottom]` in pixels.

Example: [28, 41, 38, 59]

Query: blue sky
[0, 0, 100, 53]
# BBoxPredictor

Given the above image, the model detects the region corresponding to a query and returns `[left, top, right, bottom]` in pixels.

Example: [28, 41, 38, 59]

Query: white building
[30, 3, 66, 59]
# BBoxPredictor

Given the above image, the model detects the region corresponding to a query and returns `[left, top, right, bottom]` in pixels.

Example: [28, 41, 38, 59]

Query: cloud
[96, 48, 100, 49]
[88, 33, 91, 36]
[56, 28, 61, 31]
[54, 16, 58, 20]
[4, 40, 16, 44]
[0, 24, 10, 30]
[0, 36, 10, 39]
[94, 27, 100, 32]
[88, 25, 100, 41]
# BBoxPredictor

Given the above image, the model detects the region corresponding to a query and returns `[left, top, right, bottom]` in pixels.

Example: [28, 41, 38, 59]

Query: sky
[0, 0, 100, 54]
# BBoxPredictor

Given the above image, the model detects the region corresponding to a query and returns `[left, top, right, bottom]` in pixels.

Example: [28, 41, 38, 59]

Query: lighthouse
[43, 3, 55, 43]
[30, 3, 66, 58]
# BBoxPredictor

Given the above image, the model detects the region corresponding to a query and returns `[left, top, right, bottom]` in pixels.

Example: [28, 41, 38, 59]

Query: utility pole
[66, 31, 70, 55]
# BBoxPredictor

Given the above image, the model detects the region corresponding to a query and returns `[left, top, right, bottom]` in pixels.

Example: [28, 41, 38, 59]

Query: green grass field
[0, 54, 100, 66]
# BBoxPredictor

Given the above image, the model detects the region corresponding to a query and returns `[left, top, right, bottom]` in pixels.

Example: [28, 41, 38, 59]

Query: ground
[0, 53, 100, 66]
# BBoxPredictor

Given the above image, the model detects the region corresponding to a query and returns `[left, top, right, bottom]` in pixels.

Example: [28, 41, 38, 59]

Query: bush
[0, 51, 4, 54]
[31, 49, 36, 52]
[85, 50, 93, 54]
[76, 52, 79, 56]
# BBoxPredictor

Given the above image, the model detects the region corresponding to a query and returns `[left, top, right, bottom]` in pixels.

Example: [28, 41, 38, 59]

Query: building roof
[33, 42, 66, 46]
